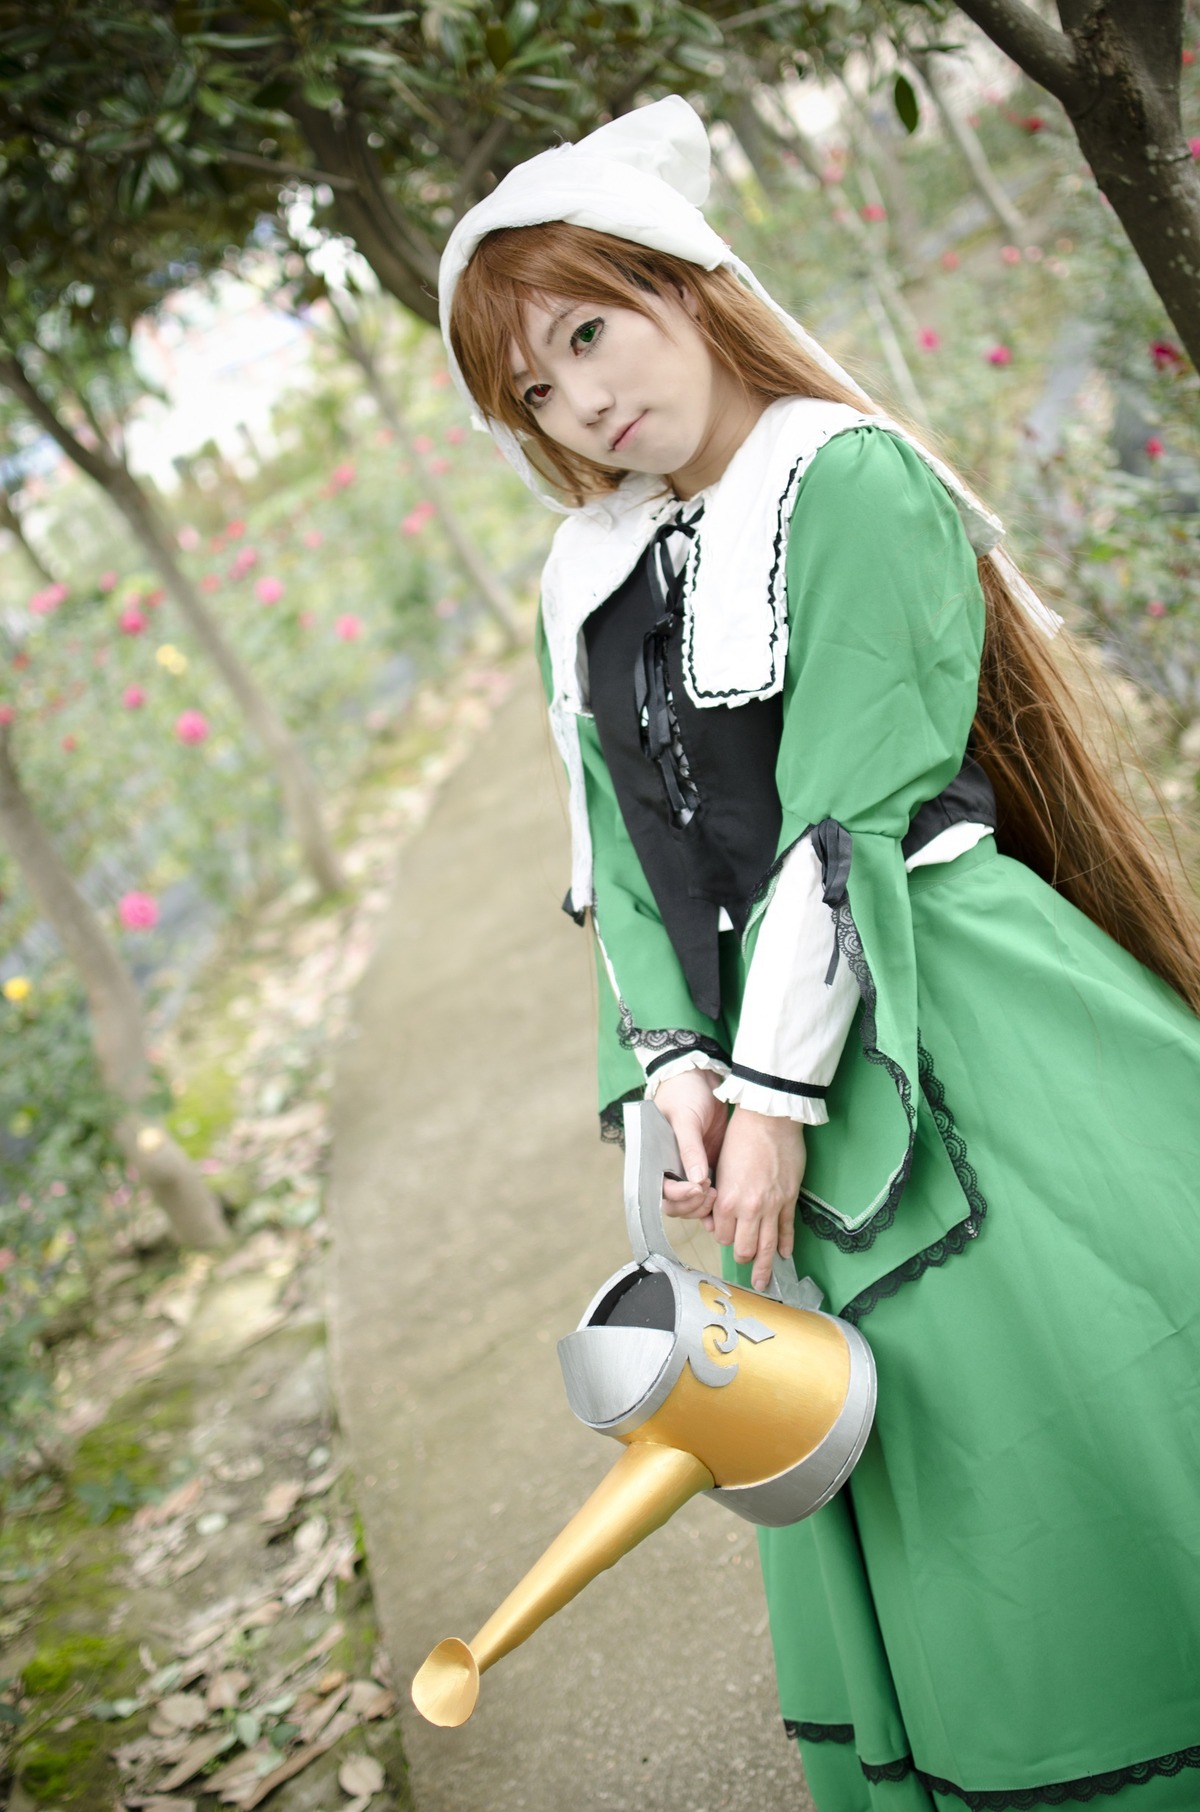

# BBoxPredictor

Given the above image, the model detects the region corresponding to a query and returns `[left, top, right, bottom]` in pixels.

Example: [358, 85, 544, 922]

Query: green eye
[573, 319, 602, 348]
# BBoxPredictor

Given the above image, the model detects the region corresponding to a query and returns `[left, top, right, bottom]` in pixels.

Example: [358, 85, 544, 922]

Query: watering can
[411, 1099, 876, 1728]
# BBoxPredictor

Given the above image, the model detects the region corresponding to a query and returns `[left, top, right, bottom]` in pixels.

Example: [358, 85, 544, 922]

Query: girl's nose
[560, 370, 612, 426]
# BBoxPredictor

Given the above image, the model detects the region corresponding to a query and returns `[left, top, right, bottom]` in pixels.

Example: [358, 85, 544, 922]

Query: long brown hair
[451, 223, 1200, 1011]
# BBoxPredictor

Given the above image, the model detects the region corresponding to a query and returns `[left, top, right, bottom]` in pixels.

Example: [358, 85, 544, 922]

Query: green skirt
[757, 843, 1200, 1810]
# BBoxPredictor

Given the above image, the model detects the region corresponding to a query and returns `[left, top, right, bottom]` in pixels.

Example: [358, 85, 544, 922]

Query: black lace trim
[784, 1719, 1200, 1807]
[598, 1087, 644, 1147]
[784, 1719, 855, 1745]
[840, 1042, 989, 1326]
[616, 1001, 729, 1069]
[798, 888, 915, 1254]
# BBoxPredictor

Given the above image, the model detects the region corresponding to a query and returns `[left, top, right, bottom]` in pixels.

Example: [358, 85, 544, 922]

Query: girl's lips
[610, 413, 644, 453]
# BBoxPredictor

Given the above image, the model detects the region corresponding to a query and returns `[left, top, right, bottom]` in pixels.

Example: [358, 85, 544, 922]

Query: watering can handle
[622, 1100, 823, 1310]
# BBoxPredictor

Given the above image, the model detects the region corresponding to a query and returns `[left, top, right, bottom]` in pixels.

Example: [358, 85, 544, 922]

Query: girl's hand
[713, 1108, 806, 1292]
[654, 1069, 728, 1224]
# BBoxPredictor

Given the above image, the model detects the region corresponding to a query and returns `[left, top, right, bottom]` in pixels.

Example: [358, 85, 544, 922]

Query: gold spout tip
[411, 1638, 480, 1728]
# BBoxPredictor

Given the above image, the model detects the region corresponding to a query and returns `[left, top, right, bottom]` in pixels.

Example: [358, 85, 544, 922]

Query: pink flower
[175, 709, 210, 744]
[1188, 138, 1200, 159]
[98, 570, 118, 594]
[940, 250, 959, 272]
[429, 455, 451, 475]
[231, 546, 258, 577]
[255, 575, 284, 605]
[1000, 245, 1022, 266]
[860, 203, 887, 223]
[413, 435, 434, 455]
[330, 462, 356, 489]
[1146, 599, 1167, 619]
[917, 327, 941, 351]
[1024, 245, 1044, 263]
[430, 369, 451, 389]
[119, 891, 159, 931]
[298, 610, 316, 629]
[61, 734, 77, 752]
[401, 500, 436, 537]
[1145, 437, 1165, 458]
[146, 588, 165, 608]
[0, 1247, 15, 1273]
[29, 582, 68, 615]
[303, 530, 323, 550]
[122, 685, 146, 710]
[0, 704, 14, 726]
[177, 525, 200, 551]
[226, 517, 246, 539]
[199, 573, 221, 593]
[1150, 340, 1183, 370]
[986, 344, 1013, 366]
[446, 426, 466, 445]
[1020, 115, 1045, 133]
[119, 606, 147, 635]
[334, 613, 363, 641]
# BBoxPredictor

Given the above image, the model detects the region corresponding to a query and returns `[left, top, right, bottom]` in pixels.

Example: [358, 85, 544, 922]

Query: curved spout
[411, 1441, 713, 1727]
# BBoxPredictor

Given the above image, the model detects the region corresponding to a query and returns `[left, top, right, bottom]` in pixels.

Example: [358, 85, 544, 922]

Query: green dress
[545, 427, 1200, 1810]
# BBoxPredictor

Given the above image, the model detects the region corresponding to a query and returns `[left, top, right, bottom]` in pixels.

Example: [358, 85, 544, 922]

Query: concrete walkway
[330, 663, 813, 1812]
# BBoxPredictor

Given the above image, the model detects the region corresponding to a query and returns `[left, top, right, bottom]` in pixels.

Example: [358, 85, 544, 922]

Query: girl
[439, 96, 1200, 1812]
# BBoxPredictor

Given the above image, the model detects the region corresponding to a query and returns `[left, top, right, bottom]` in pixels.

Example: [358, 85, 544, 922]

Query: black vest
[583, 520, 995, 1021]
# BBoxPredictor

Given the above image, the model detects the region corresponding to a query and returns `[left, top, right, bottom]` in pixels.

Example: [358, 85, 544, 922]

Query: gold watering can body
[412, 1101, 876, 1728]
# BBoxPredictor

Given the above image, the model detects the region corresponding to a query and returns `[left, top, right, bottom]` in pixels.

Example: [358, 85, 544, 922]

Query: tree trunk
[290, 98, 442, 327]
[0, 725, 228, 1248]
[911, 51, 1029, 243]
[109, 473, 347, 894]
[0, 354, 345, 895]
[951, 0, 1200, 368]
[0, 492, 56, 587]
[333, 309, 524, 648]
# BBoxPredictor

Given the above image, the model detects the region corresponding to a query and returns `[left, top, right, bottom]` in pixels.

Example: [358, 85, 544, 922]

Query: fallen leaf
[258, 1481, 303, 1525]
[156, 1728, 237, 1791]
[346, 1681, 395, 1721]
[157, 1693, 208, 1732]
[317, 1669, 348, 1696]
[195, 1511, 229, 1537]
[206, 1670, 250, 1712]
[123, 1797, 198, 1810]
[224, 1726, 350, 1808]
[133, 1477, 205, 1531]
[302, 1463, 341, 1498]
[293, 1514, 327, 1557]
[203, 1744, 273, 1794]
[298, 1681, 350, 1745]
[338, 1753, 385, 1796]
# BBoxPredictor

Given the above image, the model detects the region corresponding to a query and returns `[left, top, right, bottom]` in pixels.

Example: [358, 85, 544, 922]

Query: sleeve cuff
[644, 1050, 732, 1097]
[713, 1072, 830, 1125]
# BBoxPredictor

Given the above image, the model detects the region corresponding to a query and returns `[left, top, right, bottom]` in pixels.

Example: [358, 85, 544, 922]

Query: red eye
[525, 382, 552, 407]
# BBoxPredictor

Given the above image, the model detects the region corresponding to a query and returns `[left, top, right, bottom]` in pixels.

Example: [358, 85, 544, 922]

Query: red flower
[986, 344, 1014, 366]
[860, 203, 887, 223]
[1146, 599, 1167, 619]
[1000, 245, 1022, 266]
[1184, 48, 1196, 66]
[11, 653, 29, 671]
[334, 613, 363, 641]
[917, 327, 941, 351]
[175, 709, 210, 744]
[413, 435, 434, 455]
[199, 573, 221, 593]
[119, 606, 147, 635]
[119, 891, 158, 931]
[330, 462, 356, 489]
[1150, 340, 1183, 370]
[401, 500, 436, 536]
[940, 250, 959, 272]
[123, 685, 146, 709]
[446, 426, 466, 445]
[61, 734, 77, 752]
[1021, 116, 1045, 133]
[226, 518, 246, 539]
[0, 704, 14, 726]
[146, 588, 165, 607]
[29, 582, 68, 615]
[1145, 437, 1165, 459]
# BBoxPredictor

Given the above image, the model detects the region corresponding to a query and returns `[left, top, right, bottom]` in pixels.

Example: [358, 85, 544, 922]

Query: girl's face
[508, 287, 763, 499]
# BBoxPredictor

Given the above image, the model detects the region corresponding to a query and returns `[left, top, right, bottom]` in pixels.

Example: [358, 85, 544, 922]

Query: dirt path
[329, 661, 812, 1812]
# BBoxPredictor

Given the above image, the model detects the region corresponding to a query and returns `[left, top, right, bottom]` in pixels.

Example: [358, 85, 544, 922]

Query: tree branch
[0, 354, 120, 491]
[217, 147, 360, 192]
[949, 0, 1082, 106]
